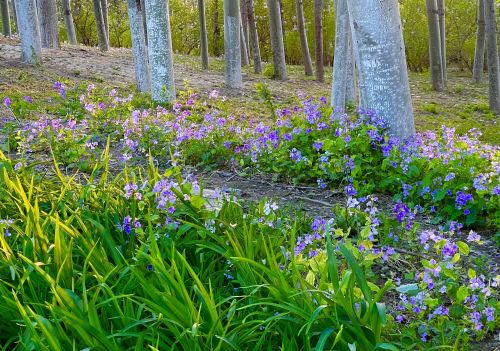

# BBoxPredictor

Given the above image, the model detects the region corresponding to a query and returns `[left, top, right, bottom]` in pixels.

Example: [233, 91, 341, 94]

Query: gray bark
[11, 0, 17, 32]
[437, 0, 446, 86]
[240, 0, 250, 60]
[267, 0, 287, 80]
[331, 0, 350, 109]
[100, 0, 109, 42]
[295, 0, 313, 76]
[224, 0, 242, 88]
[484, 0, 500, 113]
[92, 0, 109, 51]
[1, 0, 10, 36]
[142, 2, 147, 44]
[16, 0, 42, 64]
[426, 0, 444, 91]
[61, 0, 77, 45]
[473, 0, 486, 83]
[245, 0, 262, 73]
[345, 44, 356, 103]
[198, 0, 209, 70]
[348, 0, 415, 139]
[240, 21, 249, 66]
[145, 0, 176, 102]
[314, 0, 324, 82]
[126, 0, 150, 92]
[37, 0, 59, 49]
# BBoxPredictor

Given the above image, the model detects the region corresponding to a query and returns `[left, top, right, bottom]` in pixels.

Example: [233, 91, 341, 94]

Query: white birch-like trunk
[224, 0, 242, 88]
[348, 0, 415, 139]
[484, 0, 500, 113]
[426, 0, 444, 91]
[245, 0, 262, 73]
[100, 0, 109, 42]
[145, 0, 176, 102]
[296, 0, 313, 76]
[16, 0, 42, 64]
[345, 25, 357, 104]
[126, 0, 150, 92]
[437, 0, 446, 86]
[473, 0, 486, 84]
[37, 0, 59, 49]
[61, 0, 77, 45]
[1, 0, 11, 37]
[331, 0, 349, 109]
[267, 0, 287, 80]
[198, 0, 209, 70]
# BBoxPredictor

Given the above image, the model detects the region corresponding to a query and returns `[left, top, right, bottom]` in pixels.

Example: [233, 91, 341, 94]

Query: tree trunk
[314, 0, 324, 82]
[198, 0, 209, 70]
[16, 0, 42, 64]
[295, 0, 313, 76]
[345, 42, 356, 104]
[484, 0, 500, 113]
[240, 0, 250, 60]
[92, 0, 109, 51]
[126, 0, 150, 92]
[473, 0, 486, 83]
[212, 0, 221, 56]
[1, 0, 10, 37]
[437, 0, 446, 86]
[348, 0, 415, 139]
[331, 0, 349, 109]
[245, 0, 262, 73]
[224, 0, 242, 88]
[267, 0, 287, 80]
[240, 21, 249, 66]
[426, 0, 444, 91]
[141, 3, 147, 44]
[37, 0, 59, 48]
[11, 0, 17, 32]
[145, 0, 175, 102]
[100, 0, 109, 42]
[61, 0, 77, 45]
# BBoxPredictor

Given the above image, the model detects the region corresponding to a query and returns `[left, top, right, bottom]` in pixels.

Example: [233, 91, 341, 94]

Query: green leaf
[467, 268, 476, 279]
[396, 283, 419, 294]
[190, 195, 205, 210]
[456, 241, 470, 256]
[456, 286, 469, 304]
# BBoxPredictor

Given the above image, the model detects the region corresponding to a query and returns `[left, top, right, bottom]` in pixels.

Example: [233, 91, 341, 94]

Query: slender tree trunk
[240, 0, 250, 60]
[142, 3, 147, 44]
[16, 0, 42, 64]
[11, 0, 17, 32]
[61, 0, 77, 44]
[198, 0, 209, 70]
[348, 0, 415, 139]
[100, 0, 109, 42]
[224, 0, 242, 88]
[278, 0, 286, 44]
[145, 0, 175, 102]
[126, 0, 150, 92]
[92, 0, 109, 51]
[484, 0, 500, 113]
[331, 0, 349, 109]
[240, 21, 249, 66]
[295, 0, 313, 76]
[1, 0, 11, 37]
[426, 0, 444, 91]
[37, 0, 59, 48]
[437, 0, 446, 86]
[245, 0, 262, 73]
[267, 0, 287, 80]
[314, 0, 324, 82]
[473, 0, 486, 83]
[212, 0, 221, 56]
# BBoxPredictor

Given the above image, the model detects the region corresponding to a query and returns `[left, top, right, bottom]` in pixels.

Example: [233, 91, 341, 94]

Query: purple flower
[2, 97, 10, 107]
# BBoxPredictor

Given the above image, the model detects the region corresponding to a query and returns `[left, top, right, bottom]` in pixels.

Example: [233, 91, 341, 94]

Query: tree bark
[473, 0, 486, 83]
[37, 0, 59, 48]
[1, 0, 10, 37]
[331, 0, 349, 109]
[240, 21, 249, 66]
[295, 0, 313, 76]
[100, 0, 109, 42]
[61, 0, 77, 45]
[240, 0, 250, 60]
[11, 0, 17, 32]
[437, 0, 446, 86]
[224, 0, 242, 88]
[267, 0, 287, 80]
[314, 0, 324, 82]
[145, 0, 175, 102]
[426, 0, 444, 91]
[212, 0, 221, 56]
[348, 0, 415, 139]
[92, 0, 109, 51]
[16, 0, 42, 64]
[484, 0, 500, 113]
[126, 0, 150, 92]
[245, 0, 262, 73]
[198, 0, 209, 70]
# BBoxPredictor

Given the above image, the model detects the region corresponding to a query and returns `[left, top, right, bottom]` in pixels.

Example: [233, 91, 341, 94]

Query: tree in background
[426, 0, 445, 91]
[240, 18, 249, 66]
[437, 0, 446, 85]
[267, 0, 287, 80]
[61, 0, 77, 44]
[295, 0, 313, 76]
[314, 0, 324, 82]
[101, 0, 109, 42]
[37, 0, 60, 49]
[245, 0, 262, 73]
[224, 0, 242, 88]
[348, 0, 415, 139]
[484, 0, 500, 113]
[212, 0, 222, 56]
[1, 0, 11, 37]
[126, 0, 149, 92]
[92, 0, 109, 51]
[240, 0, 251, 62]
[16, 0, 42, 64]
[198, 0, 209, 70]
[10, 0, 17, 32]
[473, 0, 485, 84]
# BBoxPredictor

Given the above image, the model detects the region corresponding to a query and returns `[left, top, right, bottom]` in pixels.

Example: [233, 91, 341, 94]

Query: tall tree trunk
[314, 0, 324, 82]
[240, 0, 250, 60]
[141, 3, 147, 44]
[437, 0, 446, 86]
[473, 0, 486, 83]
[426, 0, 444, 91]
[61, 0, 77, 45]
[1, 0, 11, 36]
[484, 0, 500, 113]
[224, 0, 242, 88]
[145, 0, 175, 102]
[37, 0, 59, 48]
[245, 0, 262, 73]
[295, 0, 313, 76]
[11, 0, 17, 32]
[240, 21, 249, 66]
[267, 0, 287, 80]
[348, 0, 415, 139]
[16, 0, 42, 64]
[345, 41, 356, 103]
[331, 0, 349, 109]
[212, 0, 221, 56]
[126, 0, 150, 92]
[198, 0, 209, 70]
[278, 0, 285, 44]
[92, 0, 109, 51]
[100, 0, 109, 42]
